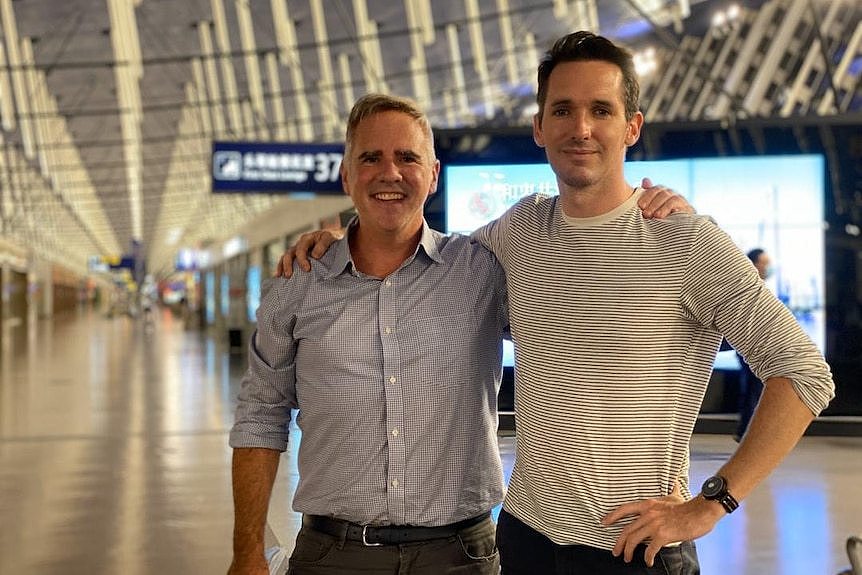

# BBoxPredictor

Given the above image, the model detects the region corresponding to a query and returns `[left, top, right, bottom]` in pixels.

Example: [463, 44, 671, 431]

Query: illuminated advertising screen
[445, 155, 826, 369]
[205, 272, 216, 325]
[220, 274, 230, 320]
[246, 266, 261, 323]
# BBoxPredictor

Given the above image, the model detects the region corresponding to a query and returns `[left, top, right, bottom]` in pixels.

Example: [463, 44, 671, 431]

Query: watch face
[702, 475, 726, 498]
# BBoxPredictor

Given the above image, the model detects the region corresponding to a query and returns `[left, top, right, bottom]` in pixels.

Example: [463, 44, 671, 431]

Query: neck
[558, 176, 634, 218]
[349, 224, 422, 278]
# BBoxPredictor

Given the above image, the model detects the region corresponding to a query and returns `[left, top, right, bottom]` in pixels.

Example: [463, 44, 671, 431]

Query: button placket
[379, 275, 405, 522]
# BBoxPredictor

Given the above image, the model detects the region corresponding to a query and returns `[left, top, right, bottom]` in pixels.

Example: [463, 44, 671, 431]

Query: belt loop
[333, 519, 349, 550]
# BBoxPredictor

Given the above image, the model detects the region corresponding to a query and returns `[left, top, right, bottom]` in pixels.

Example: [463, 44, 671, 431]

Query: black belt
[303, 512, 489, 546]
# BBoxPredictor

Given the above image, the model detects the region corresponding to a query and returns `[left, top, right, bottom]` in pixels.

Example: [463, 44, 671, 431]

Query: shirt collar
[323, 216, 445, 280]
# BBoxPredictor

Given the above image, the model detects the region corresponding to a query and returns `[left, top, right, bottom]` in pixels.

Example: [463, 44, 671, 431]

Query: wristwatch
[701, 475, 739, 514]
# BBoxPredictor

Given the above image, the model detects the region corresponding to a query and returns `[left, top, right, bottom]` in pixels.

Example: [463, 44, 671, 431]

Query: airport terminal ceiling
[0, 0, 858, 277]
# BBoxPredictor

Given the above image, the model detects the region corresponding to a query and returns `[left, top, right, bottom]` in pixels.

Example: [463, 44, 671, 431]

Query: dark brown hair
[536, 31, 640, 122]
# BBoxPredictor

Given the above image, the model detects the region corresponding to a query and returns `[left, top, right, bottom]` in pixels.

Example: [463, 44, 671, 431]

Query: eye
[551, 107, 569, 117]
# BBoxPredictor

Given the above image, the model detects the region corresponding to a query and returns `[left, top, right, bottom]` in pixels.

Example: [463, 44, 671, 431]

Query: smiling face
[533, 59, 643, 212]
[341, 110, 440, 240]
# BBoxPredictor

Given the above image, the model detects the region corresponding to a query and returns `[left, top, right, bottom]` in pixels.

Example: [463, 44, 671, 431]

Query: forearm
[231, 447, 282, 559]
[604, 377, 818, 562]
[715, 377, 815, 502]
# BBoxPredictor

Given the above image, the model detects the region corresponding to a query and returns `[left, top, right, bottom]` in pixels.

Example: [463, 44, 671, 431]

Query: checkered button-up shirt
[230, 220, 508, 527]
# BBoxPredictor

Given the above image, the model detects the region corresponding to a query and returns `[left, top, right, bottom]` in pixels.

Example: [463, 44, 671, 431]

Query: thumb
[663, 479, 685, 503]
[641, 177, 654, 189]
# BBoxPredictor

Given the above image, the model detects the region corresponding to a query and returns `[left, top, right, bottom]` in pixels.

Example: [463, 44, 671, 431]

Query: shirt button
[384, 327, 392, 334]
[385, 280, 392, 287]
[389, 376, 396, 384]
[391, 428, 399, 437]
[392, 479, 399, 488]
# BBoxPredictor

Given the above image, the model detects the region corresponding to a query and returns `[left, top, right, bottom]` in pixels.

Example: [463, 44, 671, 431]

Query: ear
[532, 113, 546, 148]
[625, 111, 644, 147]
[428, 159, 441, 196]
[340, 162, 351, 197]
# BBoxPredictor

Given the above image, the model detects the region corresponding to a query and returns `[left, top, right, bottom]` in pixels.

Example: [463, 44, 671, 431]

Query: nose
[377, 159, 403, 182]
[571, 110, 591, 140]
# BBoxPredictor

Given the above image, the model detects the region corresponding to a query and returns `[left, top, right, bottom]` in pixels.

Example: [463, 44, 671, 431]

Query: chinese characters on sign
[212, 141, 344, 194]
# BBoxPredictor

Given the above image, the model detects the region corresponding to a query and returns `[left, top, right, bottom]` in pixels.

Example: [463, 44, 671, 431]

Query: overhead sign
[89, 255, 134, 272]
[212, 141, 344, 194]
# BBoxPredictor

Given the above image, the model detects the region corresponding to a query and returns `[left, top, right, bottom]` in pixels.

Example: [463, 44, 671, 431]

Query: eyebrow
[357, 150, 382, 161]
[356, 149, 421, 160]
[592, 99, 617, 108]
[548, 97, 618, 109]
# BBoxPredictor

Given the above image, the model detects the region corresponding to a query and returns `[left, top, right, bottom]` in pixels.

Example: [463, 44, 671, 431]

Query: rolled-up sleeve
[682, 222, 834, 416]
[229, 278, 299, 451]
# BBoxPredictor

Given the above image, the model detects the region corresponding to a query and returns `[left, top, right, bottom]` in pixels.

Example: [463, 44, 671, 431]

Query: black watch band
[715, 491, 739, 514]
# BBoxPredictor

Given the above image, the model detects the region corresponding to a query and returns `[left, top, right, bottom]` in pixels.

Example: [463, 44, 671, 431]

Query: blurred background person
[735, 248, 772, 441]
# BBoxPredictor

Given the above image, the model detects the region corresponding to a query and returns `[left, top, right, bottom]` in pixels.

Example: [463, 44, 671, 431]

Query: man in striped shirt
[472, 32, 834, 574]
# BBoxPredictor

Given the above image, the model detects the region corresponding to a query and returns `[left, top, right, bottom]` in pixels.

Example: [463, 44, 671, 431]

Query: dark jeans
[496, 509, 699, 575]
[287, 515, 499, 574]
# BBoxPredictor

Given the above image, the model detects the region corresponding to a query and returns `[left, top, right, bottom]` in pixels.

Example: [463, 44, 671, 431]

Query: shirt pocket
[400, 312, 472, 387]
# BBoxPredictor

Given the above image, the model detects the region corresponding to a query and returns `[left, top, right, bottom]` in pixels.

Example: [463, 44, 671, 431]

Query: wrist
[232, 533, 265, 557]
[697, 494, 735, 519]
[700, 474, 739, 514]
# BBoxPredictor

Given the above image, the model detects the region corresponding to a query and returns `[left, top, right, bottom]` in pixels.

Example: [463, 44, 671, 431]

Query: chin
[560, 173, 596, 190]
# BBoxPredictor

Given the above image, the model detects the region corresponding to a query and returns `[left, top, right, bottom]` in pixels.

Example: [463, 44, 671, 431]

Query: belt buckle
[362, 524, 384, 547]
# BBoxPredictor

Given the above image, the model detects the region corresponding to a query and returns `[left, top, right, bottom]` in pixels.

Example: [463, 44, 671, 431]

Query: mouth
[372, 192, 406, 201]
[561, 148, 597, 156]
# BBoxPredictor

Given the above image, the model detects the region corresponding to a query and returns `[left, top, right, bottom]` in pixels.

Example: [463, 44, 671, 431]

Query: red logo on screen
[468, 192, 496, 220]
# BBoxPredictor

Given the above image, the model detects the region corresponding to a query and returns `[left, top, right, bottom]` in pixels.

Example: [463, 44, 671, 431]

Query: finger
[602, 502, 642, 526]
[282, 249, 297, 278]
[611, 519, 642, 558]
[646, 190, 690, 219]
[654, 196, 688, 218]
[296, 249, 312, 272]
[278, 254, 295, 278]
[294, 237, 315, 271]
[274, 257, 285, 277]
[637, 188, 668, 217]
[622, 523, 653, 563]
[643, 540, 663, 568]
[641, 177, 654, 189]
[310, 232, 339, 259]
[612, 537, 623, 558]
[612, 530, 628, 558]
[624, 534, 640, 563]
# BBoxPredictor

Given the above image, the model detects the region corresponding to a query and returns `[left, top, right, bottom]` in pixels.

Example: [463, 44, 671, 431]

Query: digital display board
[246, 266, 261, 323]
[205, 272, 216, 325]
[445, 155, 826, 369]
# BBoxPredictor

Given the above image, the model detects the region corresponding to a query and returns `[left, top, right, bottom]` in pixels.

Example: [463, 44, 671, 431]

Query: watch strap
[717, 491, 739, 514]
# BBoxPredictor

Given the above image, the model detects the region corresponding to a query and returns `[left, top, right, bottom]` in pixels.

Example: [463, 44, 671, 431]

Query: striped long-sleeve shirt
[473, 189, 834, 550]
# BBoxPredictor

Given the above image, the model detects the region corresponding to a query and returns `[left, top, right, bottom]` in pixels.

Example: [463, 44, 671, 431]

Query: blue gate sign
[212, 141, 345, 194]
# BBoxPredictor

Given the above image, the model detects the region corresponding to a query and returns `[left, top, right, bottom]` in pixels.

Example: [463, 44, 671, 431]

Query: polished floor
[1, 308, 860, 575]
